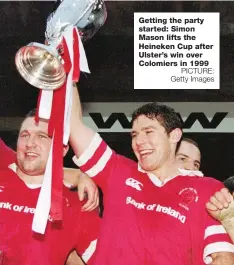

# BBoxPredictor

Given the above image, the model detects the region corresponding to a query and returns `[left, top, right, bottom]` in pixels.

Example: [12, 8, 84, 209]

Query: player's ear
[169, 128, 182, 144]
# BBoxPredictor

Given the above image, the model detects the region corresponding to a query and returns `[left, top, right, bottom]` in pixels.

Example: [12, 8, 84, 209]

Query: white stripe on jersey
[82, 239, 97, 262]
[73, 133, 102, 166]
[85, 146, 112, 177]
[204, 225, 227, 239]
[203, 242, 234, 264]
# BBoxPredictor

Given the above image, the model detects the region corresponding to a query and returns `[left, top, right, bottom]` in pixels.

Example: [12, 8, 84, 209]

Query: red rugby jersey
[0, 139, 15, 168]
[0, 168, 100, 265]
[74, 133, 234, 265]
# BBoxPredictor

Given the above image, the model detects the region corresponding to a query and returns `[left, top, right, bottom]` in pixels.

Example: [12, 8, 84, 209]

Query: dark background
[1, 1, 234, 180]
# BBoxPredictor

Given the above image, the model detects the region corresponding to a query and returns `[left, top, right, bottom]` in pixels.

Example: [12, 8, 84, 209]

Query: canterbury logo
[125, 178, 143, 191]
[0, 186, 5, 192]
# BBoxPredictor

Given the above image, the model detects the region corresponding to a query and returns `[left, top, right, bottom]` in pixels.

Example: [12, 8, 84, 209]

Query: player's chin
[23, 165, 36, 172]
[23, 162, 40, 171]
[139, 161, 155, 172]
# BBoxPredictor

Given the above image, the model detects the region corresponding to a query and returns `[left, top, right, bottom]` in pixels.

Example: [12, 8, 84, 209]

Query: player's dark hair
[182, 137, 199, 149]
[223, 176, 234, 194]
[19, 108, 38, 130]
[131, 102, 183, 134]
[25, 108, 37, 118]
[176, 137, 200, 154]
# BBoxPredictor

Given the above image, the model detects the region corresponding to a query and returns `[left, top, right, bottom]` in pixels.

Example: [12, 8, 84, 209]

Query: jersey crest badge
[125, 178, 143, 191]
[179, 187, 198, 210]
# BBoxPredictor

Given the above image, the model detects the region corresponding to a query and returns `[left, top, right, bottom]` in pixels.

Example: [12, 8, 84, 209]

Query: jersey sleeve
[202, 179, 234, 264]
[0, 138, 16, 169]
[73, 133, 117, 193]
[74, 209, 101, 265]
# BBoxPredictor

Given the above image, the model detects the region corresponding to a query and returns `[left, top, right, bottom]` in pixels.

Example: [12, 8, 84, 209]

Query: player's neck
[16, 168, 44, 185]
[150, 158, 180, 183]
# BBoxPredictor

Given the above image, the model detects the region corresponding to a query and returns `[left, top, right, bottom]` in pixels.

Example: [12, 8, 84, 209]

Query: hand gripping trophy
[14, 0, 107, 235]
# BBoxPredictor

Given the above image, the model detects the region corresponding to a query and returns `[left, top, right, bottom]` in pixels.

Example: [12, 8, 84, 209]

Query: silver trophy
[15, 0, 107, 90]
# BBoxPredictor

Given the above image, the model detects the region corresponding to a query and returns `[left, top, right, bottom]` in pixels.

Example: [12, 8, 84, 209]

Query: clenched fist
[206, 188, 234, 223]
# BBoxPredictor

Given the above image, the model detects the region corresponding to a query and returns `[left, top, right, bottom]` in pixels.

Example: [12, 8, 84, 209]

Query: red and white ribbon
[33, 26, 89, 234]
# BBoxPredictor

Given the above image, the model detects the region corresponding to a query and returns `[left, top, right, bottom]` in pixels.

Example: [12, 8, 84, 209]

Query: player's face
[16, 117, 51, 176]
[131, 115, 175, 172]
[176, 141, 201, 170]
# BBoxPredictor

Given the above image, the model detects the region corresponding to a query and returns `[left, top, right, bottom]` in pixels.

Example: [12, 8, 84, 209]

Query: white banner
[1, 102, 234, 133]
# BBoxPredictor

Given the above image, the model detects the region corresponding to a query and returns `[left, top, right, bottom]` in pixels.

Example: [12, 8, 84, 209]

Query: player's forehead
[177, 141, 201, 161]
[132, 115, 163, 131]
[19, 117, 49, 134]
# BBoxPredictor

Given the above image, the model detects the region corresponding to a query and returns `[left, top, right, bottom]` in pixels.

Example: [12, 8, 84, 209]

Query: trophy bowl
[15, 43, 66, 90]
[15, 0, 107, 90]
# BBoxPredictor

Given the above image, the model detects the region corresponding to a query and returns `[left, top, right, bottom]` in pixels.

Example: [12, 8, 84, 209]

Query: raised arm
[69, 84, 96, 158]
[69, 84, 117, 194]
